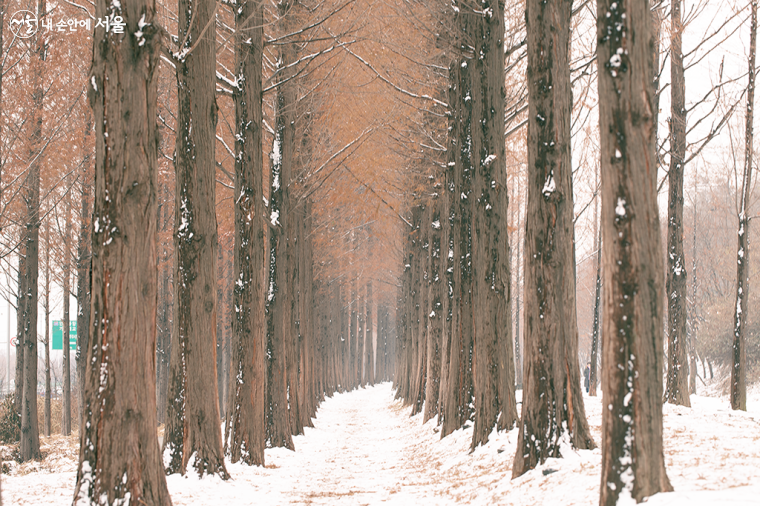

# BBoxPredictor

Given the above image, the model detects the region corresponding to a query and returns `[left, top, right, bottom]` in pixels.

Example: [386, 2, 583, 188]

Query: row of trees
[393, 0, 757, 505]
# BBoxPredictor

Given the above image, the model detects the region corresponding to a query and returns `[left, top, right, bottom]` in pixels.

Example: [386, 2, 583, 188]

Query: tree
[224, 0, 268, 466]
[62, 173, 73, 434]
[465, 0, 518, 448]
[589, 166, 601, 397]
[19, 0, 46, 462]
[163, 0, 229, 478]
[730, 0, 756, 412]
[664, 0, 691, 407]
[76, 121, 93, 428]
[514, 0, 595, 477]
[596, 0, 673, 500]
[71, 0, 170, 501]
[43, 219, 51, 437]
[265, 0, 299, 449]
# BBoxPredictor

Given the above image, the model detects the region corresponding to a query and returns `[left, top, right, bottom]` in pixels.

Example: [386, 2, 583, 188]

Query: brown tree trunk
[44, 220, 51, 437]
[589, 225, 602, 397]
[14, 250, 25, 414]
[664, 0, 690, 407]
[266, 2, 298, 446]
[76, 121, 92, 430]
[514, 0, 594, 475]
[63, 174, 73, 435]
[357, 285, 365, 388]
[596, 0, 673, 500]
[20, 0, 45, 460]
[410, 205, 428, 415]
[458, 0, 518, 449]
[514, 173, 522, 389]
[424, 201, 443, 423]
[163, 0, 228, 478]
[365, 281, 374, 387]
[731, 0, 756, 413]
[224, 0, 267, 466]
[72, 3, 171, 501]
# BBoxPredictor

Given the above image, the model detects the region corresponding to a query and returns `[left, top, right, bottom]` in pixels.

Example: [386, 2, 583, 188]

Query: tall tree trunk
[266, 0, 298, 446]
[424, 202, 442, 423]
[44, 219, 51, 437]
[466, 0, 518, 449]
[76, 119, 92, 430]
[72, 3, 171, 501]
[514, 171, 522, 389]
[14, 250, 25, 413]
[357, 284, 365, 388]
[596, 0, 673, 500]
[163, 0, 228, 478]
[20, 0, 45, 460]
[589, 225, 602, 397]
[514, 0, 594, 475]
[225, 0, 267, 466]
[63, 173, 73, 435]
[664, 0, 690, 407]
[365, 281, 374, 387]
[689, 170, 698, 395]
[730, 0, 756, 413]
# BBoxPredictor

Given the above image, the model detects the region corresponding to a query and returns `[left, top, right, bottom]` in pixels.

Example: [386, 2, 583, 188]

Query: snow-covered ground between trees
[4, 382, 760, 505]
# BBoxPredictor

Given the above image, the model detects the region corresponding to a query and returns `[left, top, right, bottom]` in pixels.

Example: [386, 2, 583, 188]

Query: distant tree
[664, 0, 691, 407]
[62, 172, 73, 434]
[730, 0, 756, 412]
[596, 0, 673, 501]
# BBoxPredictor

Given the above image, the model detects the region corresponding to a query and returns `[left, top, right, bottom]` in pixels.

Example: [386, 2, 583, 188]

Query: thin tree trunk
[20, 0, 45, 460]
[75, 120, 92, 430]
[163, 0, 228, 477]
[62, 173, 73, 435]
[730, 0, 756, 413]
[514, 0, 594, 475]
[597, 0, 673, 500]
[44, 219, 51, 437]
[14, 249, 25, 415]
[424, 202, 442, 423]
[72, 4, 170, 501]
[665, 0, 690, 407]
[589, 224, 602, 397]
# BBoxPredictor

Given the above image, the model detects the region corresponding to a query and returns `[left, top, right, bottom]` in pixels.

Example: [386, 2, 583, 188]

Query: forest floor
[3, 381, 760, 505]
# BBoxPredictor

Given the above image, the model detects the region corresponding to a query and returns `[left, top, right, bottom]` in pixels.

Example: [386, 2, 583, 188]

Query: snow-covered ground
[4, 382, 760, 505]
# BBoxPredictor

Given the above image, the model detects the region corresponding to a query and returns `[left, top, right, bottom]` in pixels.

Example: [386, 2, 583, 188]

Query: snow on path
[4, 382, 760, 505]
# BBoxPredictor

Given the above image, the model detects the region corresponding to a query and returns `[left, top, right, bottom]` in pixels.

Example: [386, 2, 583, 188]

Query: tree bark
[20, 0, 45, 459]
[463, 0, 518, 449]
[44, 220, 51, 437]
[163, 0, 228, 478]
[76, 121, 92, 430]
[597, 0, 673, 500]
[589, 225, 602, 397]
[224, 0, 267, 466]
[63, 173, 73, 435]
[424, 201, 443, 423]
[266, 1, 298, 446]
[664, 0, 690, 407]
[514, 0, 594, 475]
[730, 0, 756, 413]
[72, 2, 170, 501]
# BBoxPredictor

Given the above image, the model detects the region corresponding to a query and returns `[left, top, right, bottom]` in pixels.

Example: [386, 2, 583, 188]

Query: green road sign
[52, 320, 77, 350]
